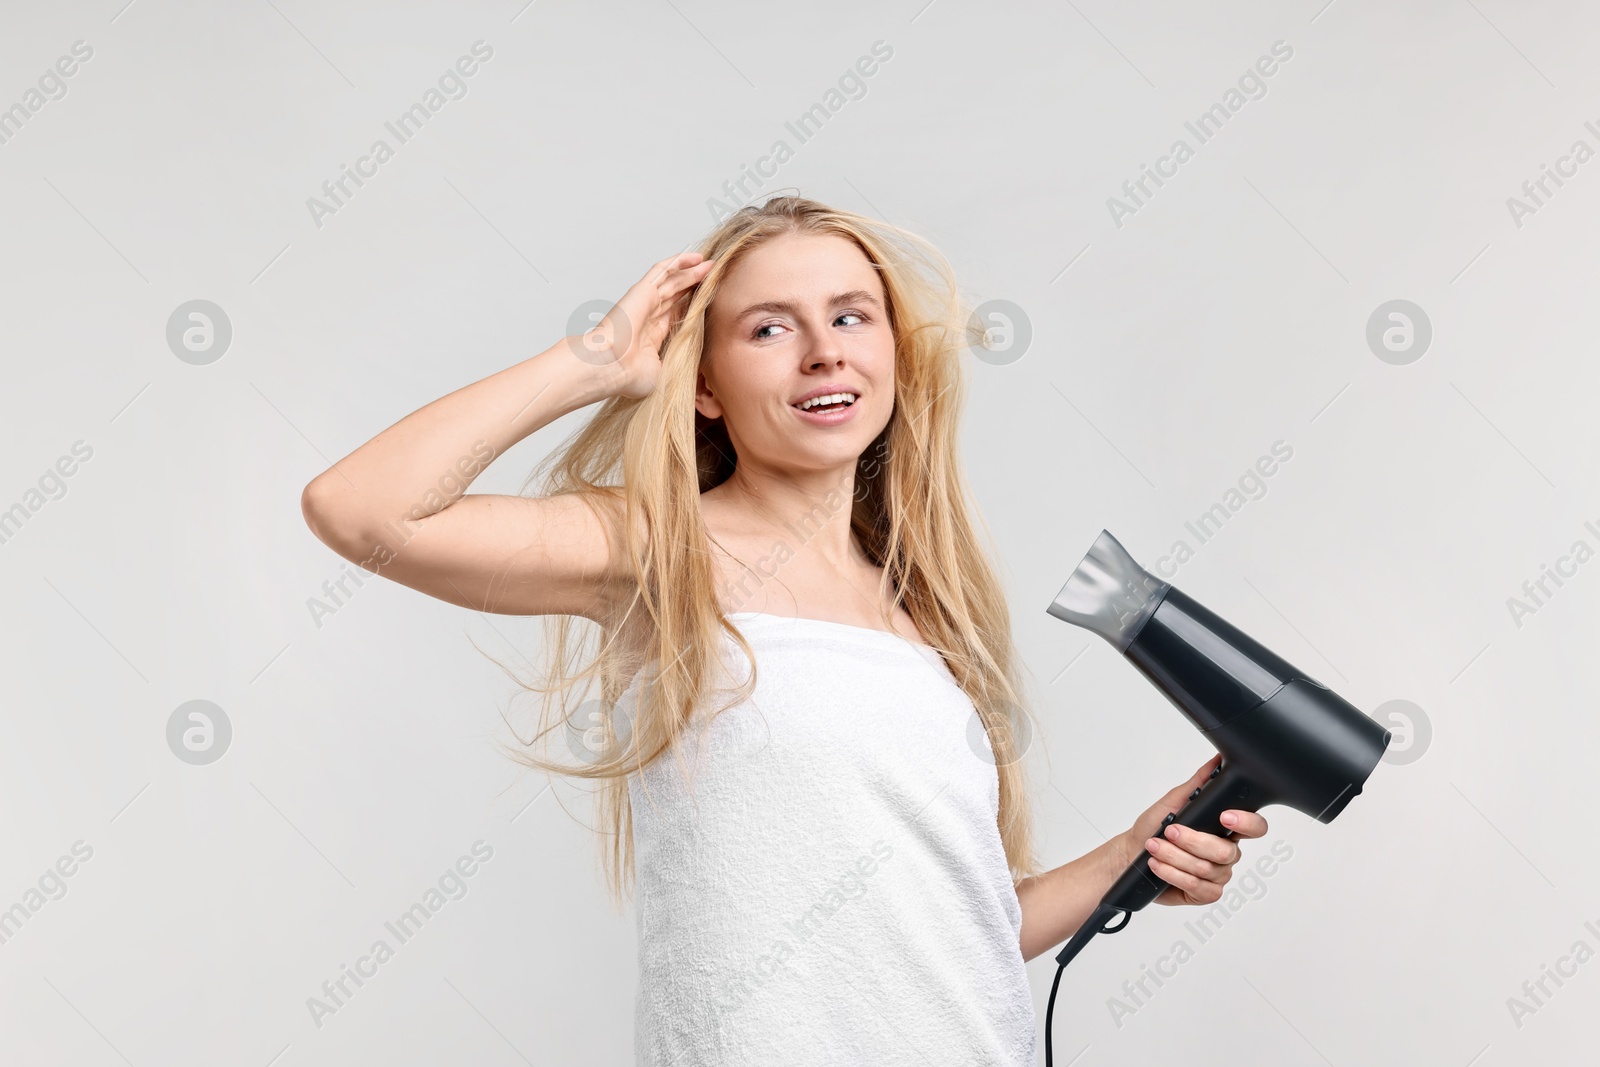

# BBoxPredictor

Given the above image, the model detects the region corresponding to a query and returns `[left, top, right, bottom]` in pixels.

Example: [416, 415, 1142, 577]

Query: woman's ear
[694, 369, 724, 420]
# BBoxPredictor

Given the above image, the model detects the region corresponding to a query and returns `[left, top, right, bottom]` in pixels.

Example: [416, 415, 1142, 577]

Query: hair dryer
[1039, 530, 1391, 1065]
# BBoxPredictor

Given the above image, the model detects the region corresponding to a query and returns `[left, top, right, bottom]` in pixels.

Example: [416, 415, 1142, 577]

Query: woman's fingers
[652, 250, 703, 273]
[1145, 831, 1216, 883]
[1145, 839, 1221, 885]
[1146, 825, 1239, 874]
[625, 253, 714, 331]
[644, 258, 713, 314]
[651, 251, 710, 288]
[1175, 755, 1222, 795]
[1145, 805, 1269, 906]
[1147, 856, 1221, 902]
[645, 260, 713, 328]
[668, 256, 715, 293]
[1179, 823, 1243, 863]
[1221, 809, 1269, 839]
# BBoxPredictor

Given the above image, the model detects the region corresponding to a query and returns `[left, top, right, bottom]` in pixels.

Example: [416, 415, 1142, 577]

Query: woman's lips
[790, 398, 860, 425]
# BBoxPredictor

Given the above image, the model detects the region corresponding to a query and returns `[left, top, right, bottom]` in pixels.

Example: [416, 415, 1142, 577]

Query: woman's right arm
[299, 251, 715, 622]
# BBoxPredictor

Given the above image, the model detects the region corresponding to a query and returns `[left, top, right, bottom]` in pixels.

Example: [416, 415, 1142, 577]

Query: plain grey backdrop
[1, 0, 1595, 1064]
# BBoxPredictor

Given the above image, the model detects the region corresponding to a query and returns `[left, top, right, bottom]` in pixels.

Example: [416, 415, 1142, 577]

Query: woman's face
[697, 231, 895, 477]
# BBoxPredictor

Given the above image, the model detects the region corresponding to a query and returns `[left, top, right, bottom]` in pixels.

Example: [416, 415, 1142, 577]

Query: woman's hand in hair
[580, 251, 715, 401]
[1123, 753, 1270, 907]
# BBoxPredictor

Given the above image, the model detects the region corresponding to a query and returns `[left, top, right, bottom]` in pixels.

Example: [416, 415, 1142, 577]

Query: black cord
[1044, 903, 1128, 1066]
[1044, 959, 1066, 1066]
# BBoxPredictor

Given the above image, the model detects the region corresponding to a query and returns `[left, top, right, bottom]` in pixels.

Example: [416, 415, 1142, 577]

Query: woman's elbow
[301, 475, 362, 552]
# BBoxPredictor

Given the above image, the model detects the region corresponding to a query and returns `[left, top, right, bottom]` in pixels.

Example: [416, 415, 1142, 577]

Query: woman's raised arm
[299, 251, 715, 620]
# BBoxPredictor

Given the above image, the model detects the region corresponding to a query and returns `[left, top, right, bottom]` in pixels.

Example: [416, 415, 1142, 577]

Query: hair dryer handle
[1101, 759, 1264, 916]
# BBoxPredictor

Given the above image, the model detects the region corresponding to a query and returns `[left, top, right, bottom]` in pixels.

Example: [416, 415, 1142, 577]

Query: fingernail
[1221, 812, 1238, 827]
[1164, 825, 1180, 841]
[1145, 838, 1160, 853]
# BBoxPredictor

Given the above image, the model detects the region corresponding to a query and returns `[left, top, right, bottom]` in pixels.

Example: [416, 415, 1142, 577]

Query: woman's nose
[805, 326, 846, 367]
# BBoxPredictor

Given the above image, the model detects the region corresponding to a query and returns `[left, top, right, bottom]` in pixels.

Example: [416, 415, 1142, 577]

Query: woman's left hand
[1121, 754, 1270, 907]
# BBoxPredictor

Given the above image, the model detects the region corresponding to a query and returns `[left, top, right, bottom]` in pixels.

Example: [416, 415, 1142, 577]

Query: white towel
[625, 611, 1036, 1066]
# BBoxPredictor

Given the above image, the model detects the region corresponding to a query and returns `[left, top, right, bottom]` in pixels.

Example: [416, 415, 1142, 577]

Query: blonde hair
[496, 194, 1041, 909]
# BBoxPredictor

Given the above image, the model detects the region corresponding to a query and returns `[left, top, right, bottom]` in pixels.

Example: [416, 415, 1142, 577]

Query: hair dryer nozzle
[1046, 530, 1170, 652]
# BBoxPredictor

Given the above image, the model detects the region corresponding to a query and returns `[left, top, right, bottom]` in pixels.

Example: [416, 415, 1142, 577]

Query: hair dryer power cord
[1043, 903, 1130, 1066]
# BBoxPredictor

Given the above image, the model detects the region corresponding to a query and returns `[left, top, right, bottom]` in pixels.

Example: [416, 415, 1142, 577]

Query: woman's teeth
[798, 393, 858, 411]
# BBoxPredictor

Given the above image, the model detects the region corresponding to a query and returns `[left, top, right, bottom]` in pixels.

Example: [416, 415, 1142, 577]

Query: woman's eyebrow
[735, 290, 881, 321]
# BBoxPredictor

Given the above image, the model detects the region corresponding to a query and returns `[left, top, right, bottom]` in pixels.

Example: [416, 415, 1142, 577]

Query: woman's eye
[753, 312, 865, 340]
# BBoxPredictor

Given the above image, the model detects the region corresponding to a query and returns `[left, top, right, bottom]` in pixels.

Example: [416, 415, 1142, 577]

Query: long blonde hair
[496, 194, 1041, 908]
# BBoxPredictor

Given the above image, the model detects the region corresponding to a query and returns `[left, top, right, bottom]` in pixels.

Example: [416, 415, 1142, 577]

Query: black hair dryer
[1039, 530, 1391, 1064]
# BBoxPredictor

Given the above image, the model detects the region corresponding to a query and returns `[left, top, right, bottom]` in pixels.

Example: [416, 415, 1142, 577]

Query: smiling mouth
[793, 393, 860, 413]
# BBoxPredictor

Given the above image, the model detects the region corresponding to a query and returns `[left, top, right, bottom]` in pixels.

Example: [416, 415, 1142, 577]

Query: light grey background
[1, 0, 1594, 1064]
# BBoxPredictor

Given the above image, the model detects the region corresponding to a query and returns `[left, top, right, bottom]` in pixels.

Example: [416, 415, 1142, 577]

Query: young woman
[300, 196, 1268, 1064]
